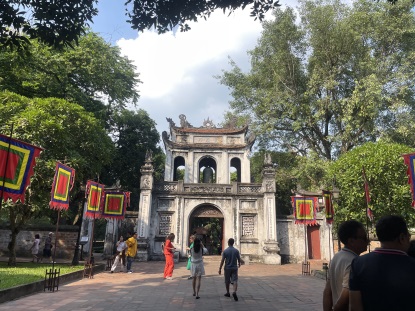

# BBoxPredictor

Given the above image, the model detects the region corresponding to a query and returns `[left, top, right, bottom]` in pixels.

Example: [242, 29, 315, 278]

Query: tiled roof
[174, 125, 248, 135]
[167, 142, 249, 150]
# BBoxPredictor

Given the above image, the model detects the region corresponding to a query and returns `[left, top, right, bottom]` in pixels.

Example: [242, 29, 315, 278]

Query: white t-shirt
[328, 248, 358, 305]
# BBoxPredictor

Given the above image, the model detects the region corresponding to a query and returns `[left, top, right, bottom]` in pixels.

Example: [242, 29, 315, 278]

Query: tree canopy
[220, 0, 415, 160]
[101, 109, 165, 209]
[0, 32, 140, 123]
[328, 141, 415, 228]
[0, 91, 114, 265]
[1, 0, 280, 49]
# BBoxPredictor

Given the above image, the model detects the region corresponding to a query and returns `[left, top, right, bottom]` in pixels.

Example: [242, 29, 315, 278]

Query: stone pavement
[0, 258, 325, 311]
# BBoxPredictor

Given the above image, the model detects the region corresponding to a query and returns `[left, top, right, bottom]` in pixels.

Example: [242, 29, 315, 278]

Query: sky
[91, 1, 297, 136]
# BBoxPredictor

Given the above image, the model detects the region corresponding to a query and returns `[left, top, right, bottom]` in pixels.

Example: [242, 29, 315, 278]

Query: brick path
[0, 258, 325, 311]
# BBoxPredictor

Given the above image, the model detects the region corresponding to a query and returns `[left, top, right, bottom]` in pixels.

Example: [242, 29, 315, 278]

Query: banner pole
[0, 123, 14, 211]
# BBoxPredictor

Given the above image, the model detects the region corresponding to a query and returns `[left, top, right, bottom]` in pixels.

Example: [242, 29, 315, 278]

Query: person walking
[125, 232, 137, 273]
[349, 215, 415, 311]
[29, 234, 40, 262]
[186, 235, 195, 279]
[42, 232, 54, 263]
[218, 238, 243, 301]
[163, 233, 176, 280]
[110, 235, 127, 273]
[323, 220, 368, 311]
[190, 238, 205, 299]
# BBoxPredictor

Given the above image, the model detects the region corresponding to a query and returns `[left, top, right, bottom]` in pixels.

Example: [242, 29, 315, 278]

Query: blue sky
[90, 1, 297, 136]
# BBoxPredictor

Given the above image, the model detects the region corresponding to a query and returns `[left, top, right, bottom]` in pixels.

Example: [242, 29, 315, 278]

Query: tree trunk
[7, 228, 18, 266]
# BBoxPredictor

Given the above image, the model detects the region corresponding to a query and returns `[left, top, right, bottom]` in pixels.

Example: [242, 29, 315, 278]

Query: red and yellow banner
[291, 196, 318, 225]
[49, 162, 75, 210]
[322, 190, 334, 224]
[0, 134, 43, 203]
[85, 180, 105, 219]
[101, 191, 130, 219]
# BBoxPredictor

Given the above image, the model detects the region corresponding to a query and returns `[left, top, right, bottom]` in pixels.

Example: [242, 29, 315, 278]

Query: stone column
[137, 150, 154, 261]
[261, 153, 281, 264]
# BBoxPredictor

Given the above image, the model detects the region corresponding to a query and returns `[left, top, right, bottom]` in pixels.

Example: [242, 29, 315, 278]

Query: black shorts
[224, 268, 238, 284]
[43, 249, 51, 257]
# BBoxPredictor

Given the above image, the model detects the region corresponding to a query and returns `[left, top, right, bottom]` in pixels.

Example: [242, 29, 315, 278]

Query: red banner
[403, 153, 415, 208]
[85, 180, 105, 219]
[362, 166, 374, 221]
[291, 196, 318, 225]
[0, 134, 43, 203]
[49, 162, 75, 210]
[101, 191, 130, 220]
[322, 190, 334, 224]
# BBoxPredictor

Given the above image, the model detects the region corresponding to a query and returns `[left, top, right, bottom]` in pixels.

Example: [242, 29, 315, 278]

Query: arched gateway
[135, 115, 281, 264]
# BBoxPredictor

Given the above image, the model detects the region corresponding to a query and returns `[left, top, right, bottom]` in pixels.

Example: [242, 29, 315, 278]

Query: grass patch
[0, 262, 84, 290]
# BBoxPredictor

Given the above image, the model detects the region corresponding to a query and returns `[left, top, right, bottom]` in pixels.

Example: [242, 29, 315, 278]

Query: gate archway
[189, 204, 224, 255]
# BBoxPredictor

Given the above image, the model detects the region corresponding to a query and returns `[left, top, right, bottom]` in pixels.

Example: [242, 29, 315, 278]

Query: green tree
[0, 91, 114, 265]
[327, 141, 415, 229]
[250, 150, 328, 215]
[101, 109, 165, 209]
[0, 33, 140, 123]
[220, 0, 415, 160]
[2, 0, 279, 49]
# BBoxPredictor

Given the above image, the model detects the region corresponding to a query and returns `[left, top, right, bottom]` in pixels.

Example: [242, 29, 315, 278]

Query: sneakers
[187, 276, 193, 279]
[110, 271, 114, 273]
[224, 293, 230, 297]
[128, 271, 133, 273]
[232, 292, 238, 301]
[166, 277, 173, 280]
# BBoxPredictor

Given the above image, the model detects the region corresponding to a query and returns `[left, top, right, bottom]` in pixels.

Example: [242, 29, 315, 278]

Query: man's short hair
[376, 215, 409, 242]
[338, 220, 364, 245]
[228, 238, 235, 246]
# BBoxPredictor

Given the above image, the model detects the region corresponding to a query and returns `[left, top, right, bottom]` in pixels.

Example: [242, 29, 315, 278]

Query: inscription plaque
[242, 216, 255, 237]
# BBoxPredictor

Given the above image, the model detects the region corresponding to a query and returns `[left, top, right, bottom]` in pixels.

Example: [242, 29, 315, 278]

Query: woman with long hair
[191, 238, 205, 299]
[163, 233, 176, 280]
[186, 235, 195, 279]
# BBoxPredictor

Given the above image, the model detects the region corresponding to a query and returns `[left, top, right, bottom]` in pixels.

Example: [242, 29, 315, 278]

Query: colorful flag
[362, 166, 374, 220]
[402, 152, 415, 208]
[322, 190, 334, 224]
[101, 191, 130, 219]
[291, 196, 318, 225]
[85, 180, 105, 219]
[0, 134, 43, 203]
[49, 162, 75, 210]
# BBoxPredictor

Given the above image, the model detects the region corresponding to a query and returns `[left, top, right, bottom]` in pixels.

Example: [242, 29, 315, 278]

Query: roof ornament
[202, 117, 215, 128]
[179, 114, 193, 128]
[166, 117, 176, 128]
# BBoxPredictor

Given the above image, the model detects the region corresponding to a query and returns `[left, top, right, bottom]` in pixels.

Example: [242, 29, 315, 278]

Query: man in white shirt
[323, 220, 368, 311]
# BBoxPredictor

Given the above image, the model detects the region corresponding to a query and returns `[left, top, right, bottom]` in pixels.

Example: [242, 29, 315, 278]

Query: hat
[49, 232, 53, 235]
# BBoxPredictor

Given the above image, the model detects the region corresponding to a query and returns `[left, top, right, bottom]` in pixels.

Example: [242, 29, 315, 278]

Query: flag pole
[362, 166, 371, 252]
[0, 123, 14, 211]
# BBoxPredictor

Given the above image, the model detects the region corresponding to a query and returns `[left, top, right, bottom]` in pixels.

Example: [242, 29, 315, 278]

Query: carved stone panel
[158, 212, 173, 236]
[241, 200, 257, 210]
[194, 136, 221, 144]
[241, 215, 256, 237]
[227, 136, 241, 144]
[191, 206, 224, 218]
[158, 199, 174, 210]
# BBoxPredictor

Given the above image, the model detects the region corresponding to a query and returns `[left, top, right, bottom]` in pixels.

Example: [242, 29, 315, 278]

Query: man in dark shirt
[349, 215, 415, 311]
[218, 238, 243, 301]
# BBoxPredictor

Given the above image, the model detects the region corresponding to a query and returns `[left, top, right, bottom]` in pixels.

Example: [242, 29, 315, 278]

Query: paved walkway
[0, 258, 325, 311]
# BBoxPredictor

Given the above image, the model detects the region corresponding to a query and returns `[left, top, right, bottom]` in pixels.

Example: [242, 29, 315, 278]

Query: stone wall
[0, 227, 79, 259]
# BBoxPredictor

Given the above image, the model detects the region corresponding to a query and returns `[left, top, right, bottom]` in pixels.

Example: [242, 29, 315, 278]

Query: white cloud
[116, 5, 297, 135]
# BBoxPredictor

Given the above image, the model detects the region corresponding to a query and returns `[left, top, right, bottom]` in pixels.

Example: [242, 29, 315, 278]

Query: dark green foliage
[328, 141, 415, 227]
[0, 0, 97, 49]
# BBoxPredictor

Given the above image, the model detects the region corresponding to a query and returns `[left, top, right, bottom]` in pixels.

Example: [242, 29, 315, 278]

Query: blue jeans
[127, 256, 134, 271]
